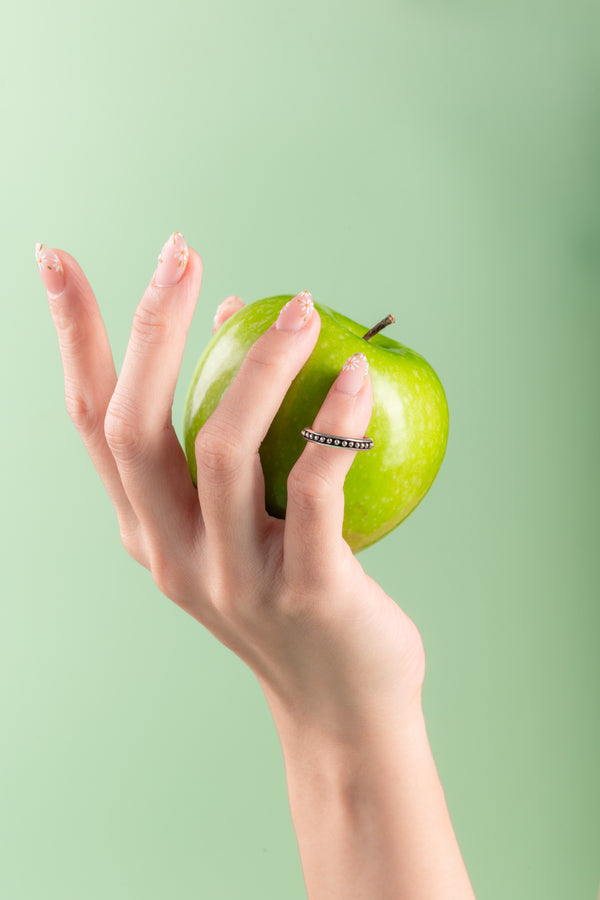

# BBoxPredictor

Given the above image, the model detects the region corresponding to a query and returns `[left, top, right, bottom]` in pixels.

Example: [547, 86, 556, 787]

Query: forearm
[275, 701, 476, 900]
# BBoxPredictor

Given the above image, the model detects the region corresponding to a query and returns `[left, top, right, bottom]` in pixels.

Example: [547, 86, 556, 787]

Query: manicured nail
[154, 231, 189, 286]
[335, 352, 369, 395]
[35, 243, 65, 297]
[275, 291, 315, 332]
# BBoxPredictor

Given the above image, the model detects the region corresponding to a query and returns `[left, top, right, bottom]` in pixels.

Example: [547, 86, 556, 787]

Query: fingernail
[154, 231, 189, 286]
[335, 352, 369, 395]
[35, 243, 65, 297]
[275, 291, 315, 332]
[213, 295, 244, 332]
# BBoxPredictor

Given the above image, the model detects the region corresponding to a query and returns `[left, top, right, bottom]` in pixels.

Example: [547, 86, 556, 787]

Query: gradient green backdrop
[2, 1, 598, 897]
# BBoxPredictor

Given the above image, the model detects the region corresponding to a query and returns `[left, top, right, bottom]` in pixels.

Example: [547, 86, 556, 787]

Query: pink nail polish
[35, 243, 65, 297]
[335, 352, 369, 395]
[154, 231, 189, 286]
[275, 291, 315, 332]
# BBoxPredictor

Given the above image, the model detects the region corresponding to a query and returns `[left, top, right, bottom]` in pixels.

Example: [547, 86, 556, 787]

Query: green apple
[183, 296, 449, 553]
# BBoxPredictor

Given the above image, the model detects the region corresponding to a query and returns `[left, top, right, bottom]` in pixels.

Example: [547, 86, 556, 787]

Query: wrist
[264, 682, 426, 779]
[256, 601, 427, 756]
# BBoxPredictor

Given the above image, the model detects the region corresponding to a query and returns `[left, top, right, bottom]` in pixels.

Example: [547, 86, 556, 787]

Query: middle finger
[194, 292, 320, 568]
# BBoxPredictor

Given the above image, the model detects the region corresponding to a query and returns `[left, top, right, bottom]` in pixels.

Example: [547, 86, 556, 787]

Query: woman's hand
[39, 234, 479, 899]
[38, 232, 426, 745]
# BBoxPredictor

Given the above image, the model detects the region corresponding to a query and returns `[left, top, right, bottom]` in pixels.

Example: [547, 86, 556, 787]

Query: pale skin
[39, 235, 476, 899]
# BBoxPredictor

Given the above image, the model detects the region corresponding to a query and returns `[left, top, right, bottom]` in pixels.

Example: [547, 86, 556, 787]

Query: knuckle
[64, 384, 102, 437]
[149, 549, 191, 602]
[245, 338, 287, 371]
[50, 302, 87, 355]
[195, 418, 245, 482]
[104, 396, 145, 461]
[131, 300, 175, 348]
[275, 566, 336, 621]
[150, 557, 175, 597]
[119, 524, 147, 568]
[287, 465, 336, 511]
[204, 571, 235, 613]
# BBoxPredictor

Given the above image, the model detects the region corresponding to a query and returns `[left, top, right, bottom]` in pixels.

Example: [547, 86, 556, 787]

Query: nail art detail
[35, 242, 64, 275]
[335, 352, 369, 395]
[154, 231, 189, 286]
[35, 243, 65, 296]
[275, 290, 315, 332]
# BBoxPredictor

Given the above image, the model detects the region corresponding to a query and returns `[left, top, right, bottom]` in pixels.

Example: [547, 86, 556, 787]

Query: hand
[39, 233, 426, 744]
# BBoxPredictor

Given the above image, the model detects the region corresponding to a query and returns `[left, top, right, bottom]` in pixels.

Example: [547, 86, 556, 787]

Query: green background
[1, 1, 598, 897]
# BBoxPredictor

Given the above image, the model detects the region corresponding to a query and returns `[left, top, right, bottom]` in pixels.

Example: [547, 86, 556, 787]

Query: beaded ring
[301, 427, 374, 451]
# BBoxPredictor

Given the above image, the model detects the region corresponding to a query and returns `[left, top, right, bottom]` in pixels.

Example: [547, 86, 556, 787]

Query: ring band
[301, 427, 374, 451]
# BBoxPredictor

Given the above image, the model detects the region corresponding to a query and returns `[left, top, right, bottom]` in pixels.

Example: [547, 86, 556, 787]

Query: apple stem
[361, 314, 395, 341]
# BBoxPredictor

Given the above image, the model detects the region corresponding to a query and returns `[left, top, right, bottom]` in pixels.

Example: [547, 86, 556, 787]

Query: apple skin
[183, 296, 449, 554]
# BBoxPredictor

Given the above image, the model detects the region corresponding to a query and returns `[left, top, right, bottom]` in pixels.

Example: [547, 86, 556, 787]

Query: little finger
[284, 352, 373, 584]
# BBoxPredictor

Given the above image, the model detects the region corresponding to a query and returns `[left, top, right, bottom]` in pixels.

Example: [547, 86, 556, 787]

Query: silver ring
[301, 427, 374, 451]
